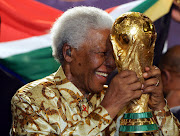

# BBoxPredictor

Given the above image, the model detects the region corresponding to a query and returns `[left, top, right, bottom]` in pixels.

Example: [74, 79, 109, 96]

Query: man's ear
[161, 69, 172, 85]
[63, 43, 73, 63]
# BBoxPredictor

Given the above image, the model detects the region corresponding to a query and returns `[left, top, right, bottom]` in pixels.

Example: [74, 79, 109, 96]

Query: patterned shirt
[11, 66, 180, 136]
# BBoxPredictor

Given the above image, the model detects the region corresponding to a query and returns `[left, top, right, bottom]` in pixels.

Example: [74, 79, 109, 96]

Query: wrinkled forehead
[85, 28, 111, 46]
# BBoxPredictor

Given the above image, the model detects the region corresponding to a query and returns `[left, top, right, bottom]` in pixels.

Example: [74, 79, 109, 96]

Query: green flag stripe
[0, 47, 60, 82]
[130, 0, 158, 13]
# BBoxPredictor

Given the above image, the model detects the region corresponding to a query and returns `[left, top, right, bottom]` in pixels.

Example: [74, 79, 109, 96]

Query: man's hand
[101, 70, 142, 119]
[142, 66, 166, 111]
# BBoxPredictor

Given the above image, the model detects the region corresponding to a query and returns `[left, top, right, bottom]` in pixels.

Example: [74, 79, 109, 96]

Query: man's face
[70, 29, 116, 95]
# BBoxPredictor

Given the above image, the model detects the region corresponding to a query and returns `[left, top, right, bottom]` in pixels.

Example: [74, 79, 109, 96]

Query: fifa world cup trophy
[111, 12, 158, 134]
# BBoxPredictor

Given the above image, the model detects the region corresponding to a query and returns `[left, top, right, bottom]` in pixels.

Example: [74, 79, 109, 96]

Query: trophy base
[120, 124, 158, 133]
[119, 112, 158, 133]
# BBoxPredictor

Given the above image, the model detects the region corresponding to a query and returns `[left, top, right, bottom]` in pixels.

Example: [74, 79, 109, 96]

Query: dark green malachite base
[120, 124, 158, 133]
[123, 112, 153, 119]
[120, 112, 158, 133]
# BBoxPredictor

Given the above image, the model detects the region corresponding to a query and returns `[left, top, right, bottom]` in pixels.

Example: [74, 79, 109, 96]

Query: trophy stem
[119, 94, 158, 133]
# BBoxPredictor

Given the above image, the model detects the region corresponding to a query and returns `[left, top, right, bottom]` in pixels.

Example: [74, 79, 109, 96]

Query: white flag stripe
[0, 34, 51, 58]
[109, 0, 145, 20]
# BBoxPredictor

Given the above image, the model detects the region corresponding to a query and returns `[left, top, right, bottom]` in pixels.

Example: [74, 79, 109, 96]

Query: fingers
[129, 82, 142, 91]
[143, 77, 159, 89]
[116, 70, 143, 94]
[110, 70, 142, 100]
[143, 66, 161, 79]
[131, 90, 143, 100]
[119, 71, 142, 98]
[118, 70, 139, 85]
[142, 66, 161, 90]
[142, 66, 163, 95]
[142, 85, 157, 93]
[141, 66, 165, 110]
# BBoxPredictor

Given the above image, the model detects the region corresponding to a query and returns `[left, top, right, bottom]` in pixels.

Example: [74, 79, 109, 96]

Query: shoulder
[11, 73, 58, 106]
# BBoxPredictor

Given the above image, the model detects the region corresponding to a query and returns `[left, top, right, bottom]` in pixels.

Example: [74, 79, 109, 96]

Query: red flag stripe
[0, 0, 63, 42]
[105, 6, 118, 13]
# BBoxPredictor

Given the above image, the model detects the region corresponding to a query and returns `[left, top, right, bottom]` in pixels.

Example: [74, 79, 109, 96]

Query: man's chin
[90, 86, 104, 94]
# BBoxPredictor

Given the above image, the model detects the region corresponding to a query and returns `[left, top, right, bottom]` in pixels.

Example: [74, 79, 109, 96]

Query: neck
[62, 63, 90, 98]
[62, 63, 72, 81]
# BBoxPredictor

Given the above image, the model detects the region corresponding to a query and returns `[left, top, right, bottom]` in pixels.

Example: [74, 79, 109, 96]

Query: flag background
[0, 0, 179, 135]
[0, 0, 175, 83]
[35, 0, 179, 48]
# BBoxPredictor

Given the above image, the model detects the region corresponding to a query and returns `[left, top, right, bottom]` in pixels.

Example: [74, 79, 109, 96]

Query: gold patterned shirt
[11, 66, 116, 136]
[11, 66, 180, 136]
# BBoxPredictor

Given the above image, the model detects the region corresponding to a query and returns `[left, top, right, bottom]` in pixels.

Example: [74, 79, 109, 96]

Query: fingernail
[141, 84, 144, 89]
[145, 67, 150, 71]
[143, 73, 148, 77]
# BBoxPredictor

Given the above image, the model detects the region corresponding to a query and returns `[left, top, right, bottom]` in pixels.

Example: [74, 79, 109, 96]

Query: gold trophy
[110, 12, 158, 134]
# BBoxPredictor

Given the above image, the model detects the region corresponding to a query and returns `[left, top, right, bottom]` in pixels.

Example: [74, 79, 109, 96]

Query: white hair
[51, 6, 114, 63]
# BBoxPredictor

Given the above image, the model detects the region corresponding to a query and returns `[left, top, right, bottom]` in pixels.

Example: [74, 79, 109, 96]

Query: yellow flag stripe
[144, 0, 173, 21]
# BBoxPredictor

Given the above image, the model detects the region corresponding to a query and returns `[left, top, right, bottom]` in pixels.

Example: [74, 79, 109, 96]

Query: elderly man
[11, 6, 180, 135]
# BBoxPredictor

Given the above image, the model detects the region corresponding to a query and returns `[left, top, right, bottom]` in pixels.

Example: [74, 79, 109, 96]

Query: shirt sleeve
[11, 91, 114, 136]
[153, 103, 180, 136]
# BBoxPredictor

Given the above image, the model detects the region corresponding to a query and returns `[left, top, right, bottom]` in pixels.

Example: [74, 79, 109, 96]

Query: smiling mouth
[96, 71, 108, 77]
